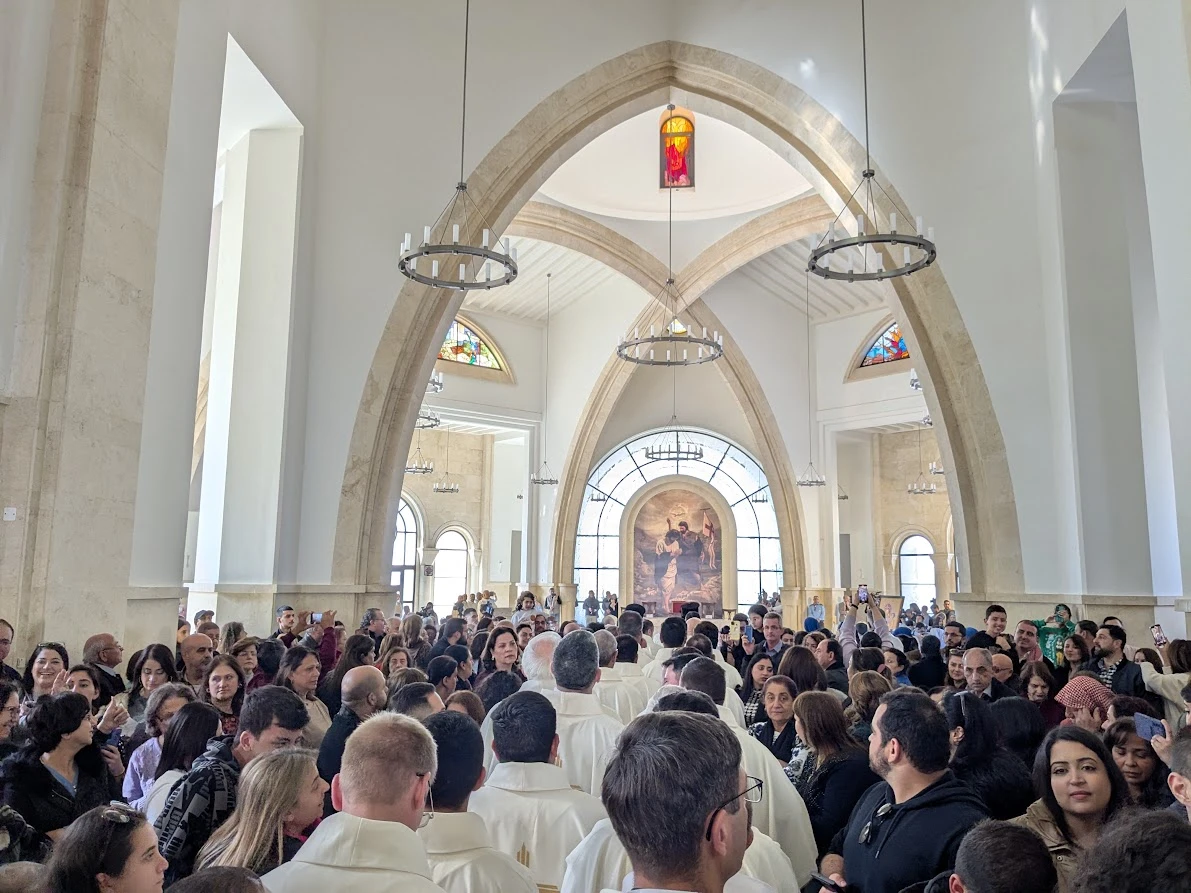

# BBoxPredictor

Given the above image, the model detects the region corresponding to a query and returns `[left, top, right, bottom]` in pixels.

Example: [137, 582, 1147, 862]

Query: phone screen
[857, 585, 869, 604]
[1134, 713, 1165, 742]
[106, 729, 122, 747]
[1151, 624, 1168, 646]
[311, 612, 323, 623]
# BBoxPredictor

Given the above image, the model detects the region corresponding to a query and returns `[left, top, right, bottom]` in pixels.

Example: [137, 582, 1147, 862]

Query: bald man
[178, 633, 214, 693]
[83, 632, 126, 708]
[318, 665, 387, 816]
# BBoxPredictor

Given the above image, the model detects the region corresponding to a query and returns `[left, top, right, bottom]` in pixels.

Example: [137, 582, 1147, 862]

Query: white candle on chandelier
[410, 257, 418, 273]
[484, 262, 491, 281]
[698, 345, 704, 359]
[402, 233, 411, 252]
[459, 263, 466, 282]
[424, 225, 431, 244]
[431, 259, 439, 279]
[683, 349, 688, 361]
[452, 224, 460, 244]
[650, 349, 655, 361]
[650, 325, 655, 338]
[666, 350, 671, 362]
[904, 246, 912, 267]
[856, 213, 865, 235]
[915, 216, 923, 236]
[890, 212, 898, 233]
[717, 332, 723, 346]
[634, 328, 639, 340]
[482, 229, 490, 249]
[927, 227, 935, 243]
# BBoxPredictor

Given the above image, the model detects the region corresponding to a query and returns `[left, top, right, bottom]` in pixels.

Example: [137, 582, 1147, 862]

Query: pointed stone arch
[334, 41, 1022, 601]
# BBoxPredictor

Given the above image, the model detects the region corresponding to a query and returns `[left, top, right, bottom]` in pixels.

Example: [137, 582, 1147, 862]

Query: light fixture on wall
[838, 484, 850, 501]
[433, 427, 461, 494]
[426, 371, 445, 394]
[929, 460, 945, 476]
[531, 273, 559, 486]
[908, 368, 922, 391]
[797, 272, 827, 487]
[806, 0, 937, 284]
[416, 409, 441, 430]
[907, 419, 938, 496]
[405, 429, 434, 476]
[616, 170, 722, 367]
[398, 0, 518, 292]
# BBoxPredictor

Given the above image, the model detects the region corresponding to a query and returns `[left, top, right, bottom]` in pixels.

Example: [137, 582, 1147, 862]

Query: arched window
[433, 530, 470, 606]
[861, 322, 910, 367]
[391, 498, 419, 611]
[576, 429, 780, 603]
[660, 107, 695, 188]
[898, 535, 936, 605]
[438, 318, 502, 369]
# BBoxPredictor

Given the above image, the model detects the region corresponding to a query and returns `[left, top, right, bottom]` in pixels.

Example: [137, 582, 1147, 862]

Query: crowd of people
[0, 591, 1183, 893]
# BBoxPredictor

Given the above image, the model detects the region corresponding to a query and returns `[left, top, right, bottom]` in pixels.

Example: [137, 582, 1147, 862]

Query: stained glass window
[439, 319, 502, 369]
[860, 323, 910, 367]
[660, 108, 694, 189]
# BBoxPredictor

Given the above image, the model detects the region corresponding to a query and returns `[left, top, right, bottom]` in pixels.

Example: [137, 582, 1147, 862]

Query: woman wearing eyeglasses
[0, 680, 22, 760]
[195, 748, 328, 876]
[0, 692, 123, 847]
[43, 801, 168, 893]
[942, 690, 1034, 820]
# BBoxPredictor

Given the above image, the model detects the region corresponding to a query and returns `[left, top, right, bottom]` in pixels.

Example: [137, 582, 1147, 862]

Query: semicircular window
[439, 319, 502, 369]
[860, 322, 910, 367]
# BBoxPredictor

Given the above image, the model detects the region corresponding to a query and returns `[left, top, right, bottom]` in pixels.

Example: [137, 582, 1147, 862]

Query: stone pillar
[557, 583, 577, 623]
[0, 0, 183, 663]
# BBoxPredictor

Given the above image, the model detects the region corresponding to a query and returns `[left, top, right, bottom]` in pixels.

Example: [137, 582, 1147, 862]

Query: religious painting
[632, 488, 722, 616]
[660, 108, 695, 189]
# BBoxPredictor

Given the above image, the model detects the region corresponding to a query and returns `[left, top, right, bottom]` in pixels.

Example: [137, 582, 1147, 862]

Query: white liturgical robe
[262, 812, 446, 893]
[553, 690, 625, 795]
[593, 665, 646, 725]
[714, 650, 743, 690]
[562, 818, 797, 893]
[418, 811, 536, 893]
[617, 659, 660, 703]
[470, 761, 607, 890]
[641, 647, 676, 684]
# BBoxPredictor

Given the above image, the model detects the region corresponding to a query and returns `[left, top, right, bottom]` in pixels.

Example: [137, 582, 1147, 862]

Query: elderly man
[83, 632, 126, 708]
[592, 629, 645, 724]
[521, 632, 561, 696]
[178, 633, 215, 695]
[991, 653, 1016, 688]
[678, 657, 816, 883]
[471, 692, 607, 889]
[317, 666, 388, 815]
[262, 714, 447, 892]
[551, 629, 624, 795]
[962, 648, 1014, 702]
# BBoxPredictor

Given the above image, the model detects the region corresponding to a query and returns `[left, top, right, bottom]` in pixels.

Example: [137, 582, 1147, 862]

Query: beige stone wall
[872, 428, 955, 604]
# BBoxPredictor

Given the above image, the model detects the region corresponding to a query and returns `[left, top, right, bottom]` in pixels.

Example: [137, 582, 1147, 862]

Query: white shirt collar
[484, 761, 574, 793]
[417, 811, 492, 855]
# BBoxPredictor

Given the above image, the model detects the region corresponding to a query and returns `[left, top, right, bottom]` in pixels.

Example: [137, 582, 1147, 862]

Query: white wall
[489, 437, 528, 584]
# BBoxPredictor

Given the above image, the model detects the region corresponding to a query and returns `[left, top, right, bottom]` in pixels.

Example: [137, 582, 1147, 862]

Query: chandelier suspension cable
[531, 274, 559, 485]
[458, 0, 469, 187]
[861, 0, 870, 176]
[797, 272, 826, 487]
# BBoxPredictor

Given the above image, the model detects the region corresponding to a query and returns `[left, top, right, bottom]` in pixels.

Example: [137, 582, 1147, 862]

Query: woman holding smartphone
[1141, 638, 1191, 730]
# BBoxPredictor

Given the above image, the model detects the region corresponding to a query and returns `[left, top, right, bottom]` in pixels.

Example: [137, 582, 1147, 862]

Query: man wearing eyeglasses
[82, 632, 125, 709]
[0, 620, 20, 685]
[820, 689, 986, 893]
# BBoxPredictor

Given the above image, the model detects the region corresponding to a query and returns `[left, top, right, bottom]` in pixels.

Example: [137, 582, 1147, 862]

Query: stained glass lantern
[660, 105, 694, 189]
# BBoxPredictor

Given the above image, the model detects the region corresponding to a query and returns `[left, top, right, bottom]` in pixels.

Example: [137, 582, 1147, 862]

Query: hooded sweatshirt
[827, 771, 986, 893]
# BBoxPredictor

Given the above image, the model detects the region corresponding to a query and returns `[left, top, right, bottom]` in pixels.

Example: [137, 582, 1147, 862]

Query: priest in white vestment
[470, 690, 607, 890]
[549, 629, 625, 795]
[519, 630, 560, 696]
[592, 630, 647, 724]
[418, 711, 536, 893]
[263, 713, 446, 893]
[640, 617, 688, 683]
[678, 658, 816, 886]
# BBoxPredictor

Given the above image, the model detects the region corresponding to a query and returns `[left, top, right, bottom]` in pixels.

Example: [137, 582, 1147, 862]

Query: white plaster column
[193, 129, 302, 595]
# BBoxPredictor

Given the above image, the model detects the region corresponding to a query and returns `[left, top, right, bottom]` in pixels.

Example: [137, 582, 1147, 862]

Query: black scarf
[753, 719, 797, 762]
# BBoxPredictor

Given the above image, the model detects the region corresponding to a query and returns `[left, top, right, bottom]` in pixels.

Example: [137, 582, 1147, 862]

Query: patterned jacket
[152, 735, 241, 884]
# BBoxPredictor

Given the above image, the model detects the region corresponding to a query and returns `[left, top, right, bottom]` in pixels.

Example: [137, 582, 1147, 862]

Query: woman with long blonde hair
[195, 747, 328, 876]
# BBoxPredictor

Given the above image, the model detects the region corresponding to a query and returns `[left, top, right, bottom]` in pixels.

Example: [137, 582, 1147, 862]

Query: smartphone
[809, 872, 846, 893]
[311, 612, 323, 623]
[742, 625, 755, 644]
[1151, 624, 1168, 647]
[729, 620, 742, 643]
[857, 584, 869, 604]
[106, 729, 122, 747]
[1135, 713, 1165, 742]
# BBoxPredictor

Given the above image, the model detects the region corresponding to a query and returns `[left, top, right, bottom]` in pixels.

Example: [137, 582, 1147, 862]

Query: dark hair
[1032, 726, 1128, 841]
[1062, 634, 1091, 665]
[655, 690, 719, 716]
[156, 702, 222, 779]
[603, 712, 741, 879]
[679, 657, 726, 706]
[1077, 620, 1099, 637]
[445, 643, 470, 666]
[144, 683, 197, 738]
[859, 632, 883, 649]
[552, 630, 599, 691]
[44, 803, 148, 893]
[22, 642, 69, 693]
[25, 692, 92, 755]
[424, 710, 482, 810]
[200, 655, 246, 717]
[616, 634, 639, 665]
[1167, 640, 1191, 675]
[740, 653, 774, 703]
[390, 682, 436, 716]
[479, 628, 519, 673]
[1018, 660, 1054, 699]
[693, 620, 719, 643]
[683, 634, 713, 657]
[0, 680, 20, 715]
[1168, 726, 1191, 778]
[319, 634, 376, 703]
[239, 685, 309, 737]
[168, 866, 266, 893]
[1102, 616, 1123, 626]
[1133, 647, 1163, 672]
[777, 646, 827, 694]
[920, 635, 941, 657]
[875, 689, 951, 773]
[66, 664, 101, 700]
[1069, 808, 1191, 893]
[618, 611, 643, 639]
[952, 819, 1057, 893]
[128, 643, 180, 704]
[943, 691, 997, 771]
[444, 690, 485, 724]
[1109, 694, 1159, 721]
[945, 620, 967, 636]
[990, 697, 1047, 769]
[1182, 681, 1191, 705]
[254, 638, 285, 681]
[884, 648, 908, 673]
[793, 691, 861, 767]
[1104, 718, 1168, 807]
[985, 604, 1007, 619]
[477, 670, 522, 715]
[849, 646, 888, 678]
[440, 617, 466, 643]
[1098, 624, 1127, 648]
[272, 646, 320, 695]
[661, 651, 702, 680]
[491, 691, 557, 763]
[658, 616, 687, 648]
[427, 656, 459, 688]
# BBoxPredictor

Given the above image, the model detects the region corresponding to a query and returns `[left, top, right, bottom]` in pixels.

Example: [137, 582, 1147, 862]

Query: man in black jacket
[1089, 623, 1146, 698]
[317, 666, 387, 816]
[914, 819, 1056, 893]
[82, 633, 126, 709]
[907, 635, 947, 690]
[820, 689, 986, 893]
[962, 648, 1015, 702]
[427, 617, 467, 663]
[815, 637, 849, 694]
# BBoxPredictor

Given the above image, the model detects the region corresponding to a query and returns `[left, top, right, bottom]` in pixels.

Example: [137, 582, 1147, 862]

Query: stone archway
[334, 41, 1022, 601]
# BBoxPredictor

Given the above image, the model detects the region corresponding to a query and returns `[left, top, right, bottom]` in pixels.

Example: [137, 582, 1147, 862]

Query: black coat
[907, 655, 947, 690]
[828, 772, 987, 893]
[90, 664, 126, 710]
[316, 708, 363, 816]
[826, 662, 850, 695]
[951, 748, 1035, 820]
[801, 750, 880, 857]
[0, 747, 122, 846]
